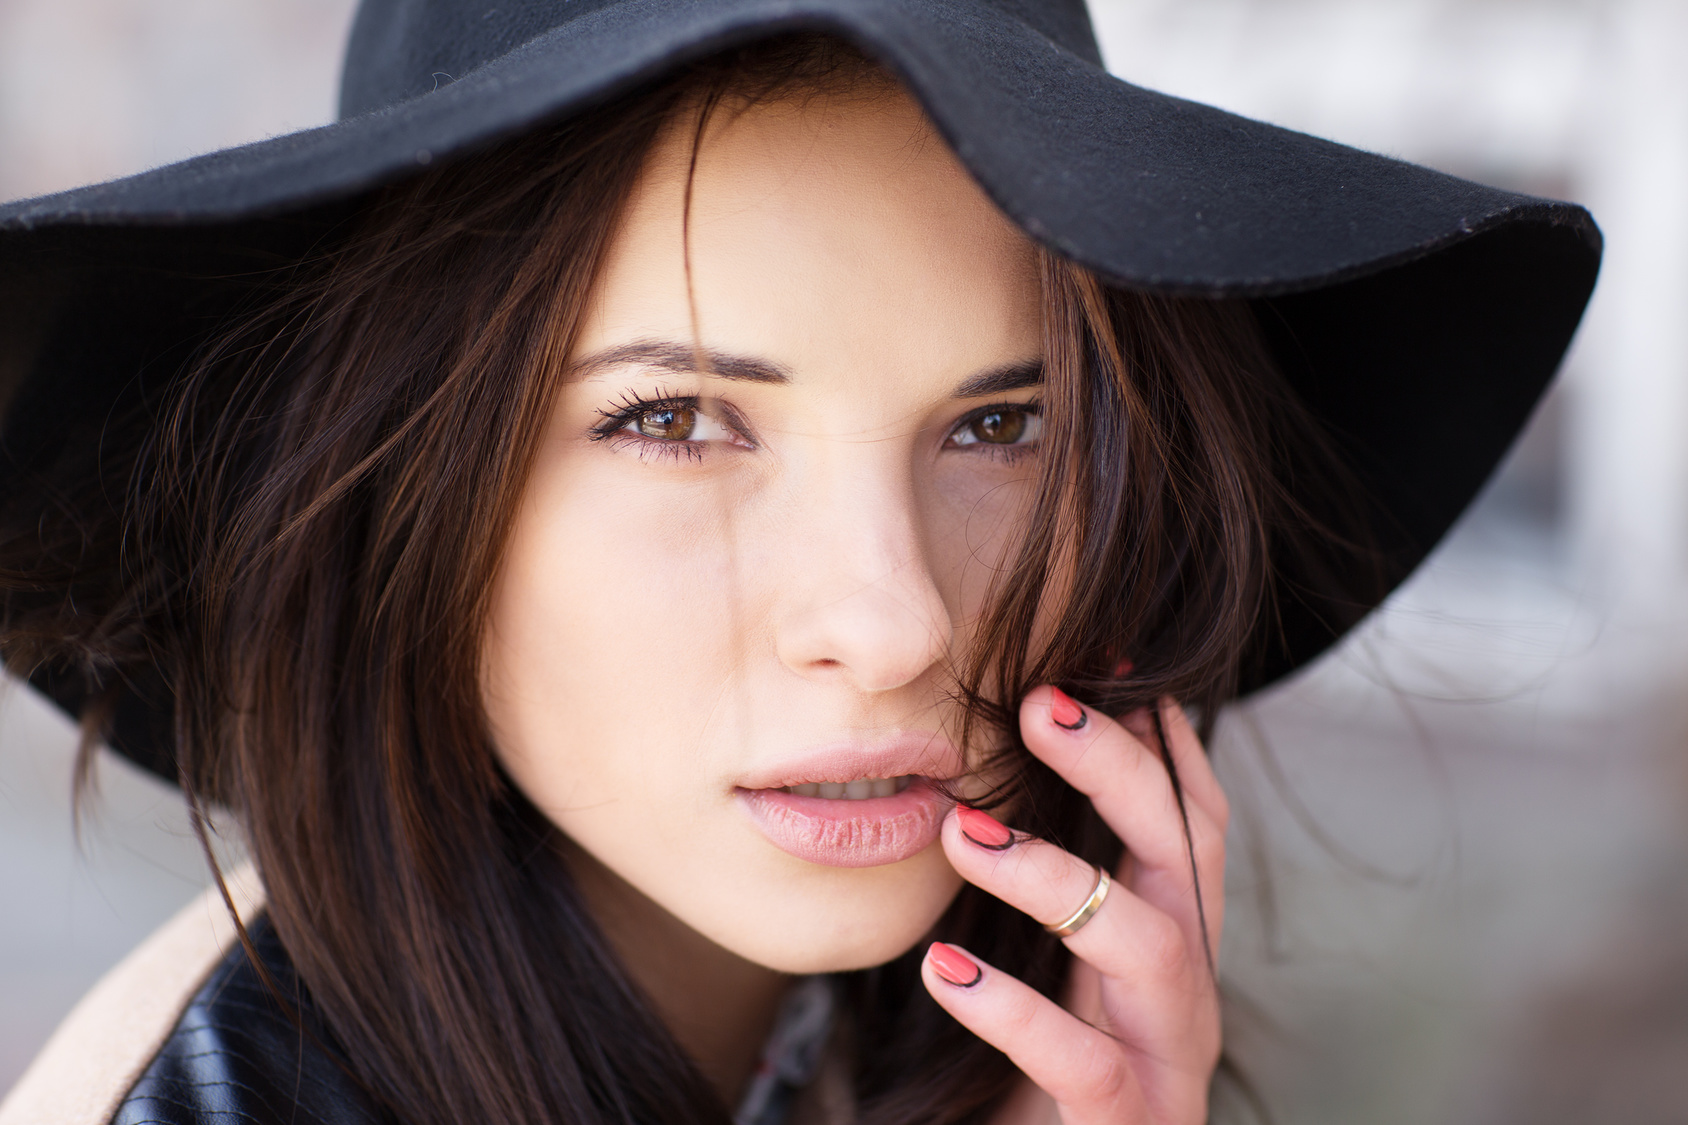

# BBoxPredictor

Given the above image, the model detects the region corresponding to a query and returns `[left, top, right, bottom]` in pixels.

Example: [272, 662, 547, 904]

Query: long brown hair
[1, 34, 1375, 1125]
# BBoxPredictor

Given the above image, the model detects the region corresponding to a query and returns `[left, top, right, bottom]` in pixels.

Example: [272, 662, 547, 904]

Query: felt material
[0, 0, 1600, 781]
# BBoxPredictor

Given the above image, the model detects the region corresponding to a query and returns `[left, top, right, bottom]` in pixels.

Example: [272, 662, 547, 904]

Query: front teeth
[786, 776, 914, 799]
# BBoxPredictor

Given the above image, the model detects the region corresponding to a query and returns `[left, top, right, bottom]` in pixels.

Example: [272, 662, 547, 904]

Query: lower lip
[737, 779, 951, 868]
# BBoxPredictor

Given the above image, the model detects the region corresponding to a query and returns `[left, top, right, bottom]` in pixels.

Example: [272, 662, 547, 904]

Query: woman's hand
[921, 689, 1227, 1125]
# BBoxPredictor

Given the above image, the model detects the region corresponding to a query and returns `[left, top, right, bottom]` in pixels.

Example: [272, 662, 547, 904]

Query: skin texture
[483, 82, 1225, 1122]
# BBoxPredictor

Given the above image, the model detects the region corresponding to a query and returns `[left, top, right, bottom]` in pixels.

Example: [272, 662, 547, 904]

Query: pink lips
[735, 735, 963, 868]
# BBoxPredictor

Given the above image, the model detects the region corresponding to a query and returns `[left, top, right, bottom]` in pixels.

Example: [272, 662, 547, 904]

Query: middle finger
[941, 808, 1208, 1008]
[1019, 688, 1226, 915]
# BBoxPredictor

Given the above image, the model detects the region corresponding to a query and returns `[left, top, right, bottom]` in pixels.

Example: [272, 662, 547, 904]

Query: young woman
[0, 4, 1597, 1124]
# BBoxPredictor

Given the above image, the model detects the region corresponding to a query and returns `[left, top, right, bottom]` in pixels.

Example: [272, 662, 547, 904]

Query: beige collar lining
[0, 864, 265, 1125]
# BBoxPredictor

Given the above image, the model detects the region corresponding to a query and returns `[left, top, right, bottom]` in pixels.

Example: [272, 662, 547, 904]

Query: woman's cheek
[483, 447, 744, 818]
[924, 459, 1038, 624]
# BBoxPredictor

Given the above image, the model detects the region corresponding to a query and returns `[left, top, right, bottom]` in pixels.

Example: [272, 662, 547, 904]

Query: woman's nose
[773, 471, 954, 694]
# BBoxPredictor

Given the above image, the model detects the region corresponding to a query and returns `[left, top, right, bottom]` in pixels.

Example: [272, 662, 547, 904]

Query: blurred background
[2, 1, 1686, 1121]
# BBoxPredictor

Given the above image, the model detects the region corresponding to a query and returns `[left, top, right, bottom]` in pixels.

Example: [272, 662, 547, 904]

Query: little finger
[921, 942, 1155, 1125]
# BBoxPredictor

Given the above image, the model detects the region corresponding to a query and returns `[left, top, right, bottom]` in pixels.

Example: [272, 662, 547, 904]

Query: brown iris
[969, 409, 1028, 444]
[636, 405, 697, 440]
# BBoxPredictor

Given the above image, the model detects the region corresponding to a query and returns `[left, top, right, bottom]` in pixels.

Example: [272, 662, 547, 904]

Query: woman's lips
[737, 776, 950, 868]
[736, 734, 965, 868]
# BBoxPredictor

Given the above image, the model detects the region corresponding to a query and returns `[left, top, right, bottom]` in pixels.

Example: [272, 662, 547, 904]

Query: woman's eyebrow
[571, 340, 791, 383]
[573, 342, 1041, 397]
[953, 360, 1044, 398]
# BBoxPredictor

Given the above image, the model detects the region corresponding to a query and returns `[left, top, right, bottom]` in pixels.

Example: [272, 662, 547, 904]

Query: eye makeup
[587, 387, 755, 461]
[944, 400, 1042, 462]
[586, 388, 1041, 465]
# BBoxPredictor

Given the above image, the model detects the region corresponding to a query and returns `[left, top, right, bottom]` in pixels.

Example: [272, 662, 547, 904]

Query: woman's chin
[701, 849, 966, 975]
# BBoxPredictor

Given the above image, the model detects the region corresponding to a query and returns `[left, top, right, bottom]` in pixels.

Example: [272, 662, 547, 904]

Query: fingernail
[928, 942, 983, 988]
[957, 806, 1013, 850]
[1049, 687, 1087, 730]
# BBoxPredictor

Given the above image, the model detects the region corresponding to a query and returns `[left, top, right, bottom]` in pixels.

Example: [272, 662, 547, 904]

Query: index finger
[1119, 698, 1228, 833]
[1018, 687, 1225, 889]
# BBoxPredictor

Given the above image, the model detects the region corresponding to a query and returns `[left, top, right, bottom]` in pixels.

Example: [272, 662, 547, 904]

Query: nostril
[776, 576, 953, 692]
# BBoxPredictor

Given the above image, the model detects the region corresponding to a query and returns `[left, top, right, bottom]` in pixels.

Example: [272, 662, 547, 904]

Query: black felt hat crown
[0, 0, 1599, 778]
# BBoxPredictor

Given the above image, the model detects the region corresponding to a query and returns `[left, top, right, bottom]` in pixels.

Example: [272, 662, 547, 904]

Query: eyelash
[946, 401, 1043, 463]
[588, 391, 1042, 463]
[588, 388, 733, 463]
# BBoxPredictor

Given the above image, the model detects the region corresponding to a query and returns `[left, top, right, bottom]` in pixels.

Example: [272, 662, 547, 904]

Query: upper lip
[736, 732, 966, 791]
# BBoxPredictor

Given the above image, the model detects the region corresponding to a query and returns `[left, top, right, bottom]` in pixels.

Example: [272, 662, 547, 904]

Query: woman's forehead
[575, 83, 1042, 397]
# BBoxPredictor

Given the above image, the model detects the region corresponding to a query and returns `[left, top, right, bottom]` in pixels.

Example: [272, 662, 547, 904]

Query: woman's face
[483, 83, 1043, 974]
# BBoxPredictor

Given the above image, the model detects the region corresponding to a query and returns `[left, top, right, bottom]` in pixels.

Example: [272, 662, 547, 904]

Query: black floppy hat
[1, 0, 1598, 779]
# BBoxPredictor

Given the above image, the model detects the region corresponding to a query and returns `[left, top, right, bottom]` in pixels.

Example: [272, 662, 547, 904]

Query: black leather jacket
[112, 918, 385, 1125]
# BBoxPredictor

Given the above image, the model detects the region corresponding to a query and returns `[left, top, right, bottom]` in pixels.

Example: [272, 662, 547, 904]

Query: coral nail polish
[928, 943, 983, 988]
[1049, 687, 1087, 730]
[957, 806, 1013, 850]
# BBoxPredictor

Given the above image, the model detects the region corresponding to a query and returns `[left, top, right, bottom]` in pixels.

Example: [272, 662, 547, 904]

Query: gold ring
[1044, 866, 1110, 938]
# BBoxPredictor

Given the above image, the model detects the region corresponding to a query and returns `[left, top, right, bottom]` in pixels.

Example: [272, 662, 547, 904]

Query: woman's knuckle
[1194, 829, 1225, 876]
[1209, 789, 1232, 831]
[1139, 909, 1189, 979]
[1084, 1048, 1133, 1107]
[1002, 989, 1043, 1039]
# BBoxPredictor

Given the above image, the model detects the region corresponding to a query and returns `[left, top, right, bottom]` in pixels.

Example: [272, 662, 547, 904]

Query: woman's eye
[948, 407, 1042, 449]
[634, 404, 697, 441]
[614, 401, 742, 447]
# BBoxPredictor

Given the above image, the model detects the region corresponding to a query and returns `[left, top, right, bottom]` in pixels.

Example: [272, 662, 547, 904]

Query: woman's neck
[562, 840, 792, 1108]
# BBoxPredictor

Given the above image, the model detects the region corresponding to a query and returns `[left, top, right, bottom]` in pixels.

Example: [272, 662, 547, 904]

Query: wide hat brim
[1, 0, 1599, 780]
